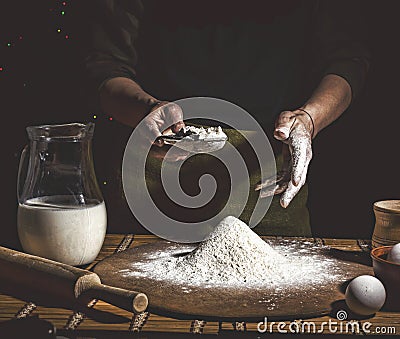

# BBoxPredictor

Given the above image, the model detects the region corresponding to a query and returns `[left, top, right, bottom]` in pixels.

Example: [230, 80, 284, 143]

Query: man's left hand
[256, 110, 313, 208]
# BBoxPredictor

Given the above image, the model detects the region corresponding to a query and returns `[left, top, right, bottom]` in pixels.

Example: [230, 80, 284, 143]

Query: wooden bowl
[371, 246, 400, 310]
[372, 200, 400, 248]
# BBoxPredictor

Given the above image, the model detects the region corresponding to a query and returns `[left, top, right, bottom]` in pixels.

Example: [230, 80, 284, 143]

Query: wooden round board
[94, 240, 373, 321]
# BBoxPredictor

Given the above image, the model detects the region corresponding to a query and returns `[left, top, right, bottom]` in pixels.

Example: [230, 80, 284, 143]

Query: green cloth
[145, 128, 311, 237]
[253, 184, 310, 236]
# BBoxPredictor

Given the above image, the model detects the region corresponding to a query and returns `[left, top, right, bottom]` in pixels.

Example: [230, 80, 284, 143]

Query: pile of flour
[124, 216, 338, 288]
[171, 216, 286, 286]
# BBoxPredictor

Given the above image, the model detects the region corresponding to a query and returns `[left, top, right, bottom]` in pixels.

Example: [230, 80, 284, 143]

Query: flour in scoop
[171, 125, 228, 153]
[124, 216, 338, 288]
[181, 125, 227, 141]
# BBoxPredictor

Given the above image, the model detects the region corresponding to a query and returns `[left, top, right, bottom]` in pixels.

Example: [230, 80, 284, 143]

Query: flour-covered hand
[256, 110, 313, 208]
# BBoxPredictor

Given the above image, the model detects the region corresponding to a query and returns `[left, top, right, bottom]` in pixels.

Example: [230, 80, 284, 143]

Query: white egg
[387, 243, 400, 264]
[345, 275, 386, 315]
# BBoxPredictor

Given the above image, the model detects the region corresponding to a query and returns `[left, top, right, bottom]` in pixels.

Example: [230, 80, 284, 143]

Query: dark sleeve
[313, 0, 371, 100]
[85, 0, 144, 91]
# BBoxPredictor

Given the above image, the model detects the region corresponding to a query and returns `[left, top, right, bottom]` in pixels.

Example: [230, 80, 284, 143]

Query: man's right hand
[143, 102, 189, 162]
[100, 77, 187, 161]
[100, 77, 185, 135]
[142, 101, 185, 146]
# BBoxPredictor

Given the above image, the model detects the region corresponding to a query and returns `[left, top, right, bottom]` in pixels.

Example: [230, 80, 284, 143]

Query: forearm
[99, 77, 159, 127]
[300, 74, 352, 138]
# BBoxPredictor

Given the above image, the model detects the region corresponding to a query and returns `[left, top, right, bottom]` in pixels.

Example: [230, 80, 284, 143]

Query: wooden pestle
[0, 246, 148, 313]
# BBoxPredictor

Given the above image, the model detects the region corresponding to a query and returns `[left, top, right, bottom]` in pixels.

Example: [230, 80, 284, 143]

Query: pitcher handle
[17, 145, 29, 203]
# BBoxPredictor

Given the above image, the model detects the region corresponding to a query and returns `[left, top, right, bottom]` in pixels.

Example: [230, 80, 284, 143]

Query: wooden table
[0, 234, 399, 337]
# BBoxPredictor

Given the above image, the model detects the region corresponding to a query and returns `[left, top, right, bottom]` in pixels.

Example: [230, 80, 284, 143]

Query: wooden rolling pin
[0, 246, 148, 313]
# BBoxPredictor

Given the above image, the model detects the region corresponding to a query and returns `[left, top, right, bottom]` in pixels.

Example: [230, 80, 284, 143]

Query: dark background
[1, 1, 399, 248]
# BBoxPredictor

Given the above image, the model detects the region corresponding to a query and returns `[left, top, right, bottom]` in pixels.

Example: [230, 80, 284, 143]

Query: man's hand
[255, 74, 353, 208]
[100, 77, 188, 161]
[142, 101, 185, 145]
[141, 102, 190, 162]
[100, 77, 186, 136]
[256, 110, 313, 208]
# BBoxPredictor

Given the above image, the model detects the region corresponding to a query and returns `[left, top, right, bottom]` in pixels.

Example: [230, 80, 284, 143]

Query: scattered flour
[123, 216, 338, 289]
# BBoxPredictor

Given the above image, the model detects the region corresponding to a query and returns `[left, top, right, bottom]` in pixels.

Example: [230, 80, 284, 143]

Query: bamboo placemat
[1, 235, 399, 336]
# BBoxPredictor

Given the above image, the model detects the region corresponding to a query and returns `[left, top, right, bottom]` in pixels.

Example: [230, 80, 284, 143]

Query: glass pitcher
[17, 123, 107, 265]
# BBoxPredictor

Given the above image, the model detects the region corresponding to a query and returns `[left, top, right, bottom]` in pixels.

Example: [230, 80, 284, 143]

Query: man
[84, 0, 369, 235]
